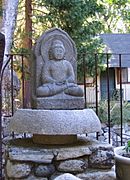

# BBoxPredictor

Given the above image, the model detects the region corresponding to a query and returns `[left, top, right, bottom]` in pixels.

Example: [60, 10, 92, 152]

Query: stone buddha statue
[31, 28, 84, 109]
[36, 39, 83, 97]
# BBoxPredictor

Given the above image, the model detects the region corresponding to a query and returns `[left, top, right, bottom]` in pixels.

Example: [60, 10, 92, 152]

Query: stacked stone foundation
[4, 137, 116, 180]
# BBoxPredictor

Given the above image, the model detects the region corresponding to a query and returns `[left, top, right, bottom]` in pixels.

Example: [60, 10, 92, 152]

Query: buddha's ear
[48, 47, 53, 60]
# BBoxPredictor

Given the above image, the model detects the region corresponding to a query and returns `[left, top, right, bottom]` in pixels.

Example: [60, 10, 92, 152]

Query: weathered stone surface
[6, 160, 31, 178]
[4, 138, 114, 180]
[36, 39, 83, 98]
[33, 28, 77, 84]
[35, 164, 55, 177]
[8, 147, 54, 163]
[35, 96, 84, 110]
[9, 109, 101, 135]
[55, 146, 91, 160]
[77, 169, 116, 180]
[31, 28, 84, 109]
[57, 160, 87, 172]
[89, 146, 114, 169]
[89, 142, 114, 149]
[50, 172, 63, 180]
[54, 173, 82, 180]
[3, 69, 20, 97]
[21, 175, 48, 180]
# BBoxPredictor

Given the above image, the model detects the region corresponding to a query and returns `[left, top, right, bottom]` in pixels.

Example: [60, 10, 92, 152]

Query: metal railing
[0, 52, 130, 178]
[0, 54, 29, 179]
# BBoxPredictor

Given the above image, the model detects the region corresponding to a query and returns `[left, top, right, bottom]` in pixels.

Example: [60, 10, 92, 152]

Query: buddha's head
[49, 40, 65, 60]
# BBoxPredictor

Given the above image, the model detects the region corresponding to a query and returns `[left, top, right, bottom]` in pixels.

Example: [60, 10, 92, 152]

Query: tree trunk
[24, 0, 32, 50]
[23, 0, 32, 107]
[3, 0, 19, 55]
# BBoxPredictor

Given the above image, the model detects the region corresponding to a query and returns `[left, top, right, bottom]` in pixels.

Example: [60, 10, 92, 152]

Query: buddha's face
[52, 46, 65, 60]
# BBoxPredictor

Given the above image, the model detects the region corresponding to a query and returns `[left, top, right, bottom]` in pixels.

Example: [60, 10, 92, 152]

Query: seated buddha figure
[36, 39, 83, 97]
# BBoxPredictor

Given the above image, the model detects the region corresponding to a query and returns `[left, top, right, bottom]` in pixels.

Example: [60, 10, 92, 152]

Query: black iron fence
[1, 52, 130, 177]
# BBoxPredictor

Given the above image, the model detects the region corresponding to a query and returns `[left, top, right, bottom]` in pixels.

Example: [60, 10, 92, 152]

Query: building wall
[115, 68, 130, 101]
[80, 76, 100, 105]
[80, 67, 130, 104]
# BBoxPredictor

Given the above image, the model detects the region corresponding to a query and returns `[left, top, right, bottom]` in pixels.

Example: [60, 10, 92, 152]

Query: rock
[6, 160, 31, 178]
[8, 147, 54, 163]
[50, 172, 63, 180]
[3, 69, 20, 97]
[35, 164, 55, 177]
[4, 138, 114, 180]
[77, 169, 116, 180]
[57, 159, 87, 172]
[21, 175, 48, 180]
[55, 146, 91, 160]
[54, 173, 82, 180]
[89, 146, 114, 169]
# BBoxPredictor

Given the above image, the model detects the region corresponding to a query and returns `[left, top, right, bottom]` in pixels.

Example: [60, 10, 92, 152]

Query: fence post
[95, 53, 98, 115]
[83, 52, 87, 108]
[119, 54, 123, 146]
[106, 53, 111, 144]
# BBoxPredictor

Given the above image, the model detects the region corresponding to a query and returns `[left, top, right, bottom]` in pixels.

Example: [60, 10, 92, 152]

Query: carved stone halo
[40, 35, 73, 62]
[34, 28, 77, 75]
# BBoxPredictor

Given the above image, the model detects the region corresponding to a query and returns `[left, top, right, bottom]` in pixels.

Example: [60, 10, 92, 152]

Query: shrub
[98, 100, 130, 126]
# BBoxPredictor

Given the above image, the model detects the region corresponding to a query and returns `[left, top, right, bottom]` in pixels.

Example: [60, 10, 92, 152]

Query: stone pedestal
[33, 135, 77, 145]
[4, 137, 116, 180]
[32, 96, 85, 110]
[9, 108, 101, 144]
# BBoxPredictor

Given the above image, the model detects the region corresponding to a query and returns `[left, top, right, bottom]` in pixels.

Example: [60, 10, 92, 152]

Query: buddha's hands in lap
[55, 81, 66, 86]
[55, 80, 77, 88]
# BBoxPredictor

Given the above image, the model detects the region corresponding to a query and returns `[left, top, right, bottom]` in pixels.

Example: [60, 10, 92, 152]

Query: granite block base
[31, 94, 85, 110]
